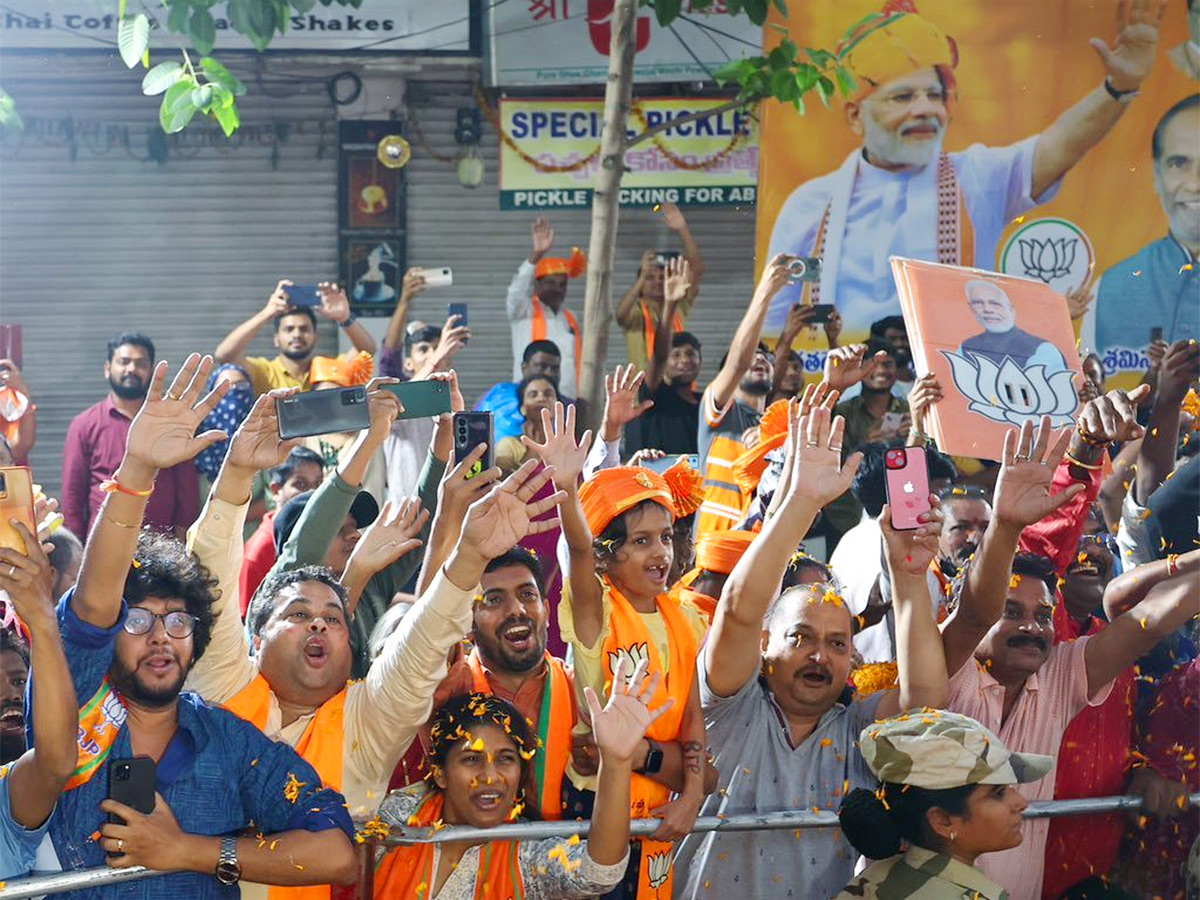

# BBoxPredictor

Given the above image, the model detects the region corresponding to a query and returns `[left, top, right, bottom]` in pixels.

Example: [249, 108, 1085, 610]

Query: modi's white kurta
[766, 136, 1060, 336]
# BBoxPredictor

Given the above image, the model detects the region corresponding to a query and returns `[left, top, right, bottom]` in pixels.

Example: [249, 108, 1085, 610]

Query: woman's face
[215, 368, 249, 389]
[520, 378, 558, 419]
[436, 723, 524, 828]
[944, 783, 1028, 857]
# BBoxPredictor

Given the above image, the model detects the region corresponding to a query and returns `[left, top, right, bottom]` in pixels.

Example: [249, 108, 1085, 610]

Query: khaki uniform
[836, 846, 1009, 900]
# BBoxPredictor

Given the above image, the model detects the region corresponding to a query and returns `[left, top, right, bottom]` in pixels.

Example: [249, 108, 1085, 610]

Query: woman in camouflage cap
[835, 708, 1053, 899]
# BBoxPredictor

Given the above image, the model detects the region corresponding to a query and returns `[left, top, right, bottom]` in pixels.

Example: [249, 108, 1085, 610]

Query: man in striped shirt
[695, 255, 792, 537]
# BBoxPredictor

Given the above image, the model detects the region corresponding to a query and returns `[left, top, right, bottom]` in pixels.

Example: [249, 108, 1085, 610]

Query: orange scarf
[640, 302, 683, 361]
[374, 790, 525, 900]
[224, 676, 349, 900]
[530, 296, 581, 386]
[601, 580, 698, 900]
[466, 650, 574, 821]
[65, 678, 127, 790]
[672, 585, 716, 625]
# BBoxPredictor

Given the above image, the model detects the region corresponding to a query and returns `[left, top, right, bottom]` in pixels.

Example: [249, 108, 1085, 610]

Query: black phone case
[453, 412, 493, 477]
[107, 756, 157, 823]
[277, 386, 370, 439]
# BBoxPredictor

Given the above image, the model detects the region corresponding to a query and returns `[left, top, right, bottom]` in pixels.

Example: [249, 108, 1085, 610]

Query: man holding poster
[766, 0, 1166, 341]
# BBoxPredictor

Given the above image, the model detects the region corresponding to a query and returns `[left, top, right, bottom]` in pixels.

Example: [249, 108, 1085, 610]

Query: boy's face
[406, 339, 440, 374]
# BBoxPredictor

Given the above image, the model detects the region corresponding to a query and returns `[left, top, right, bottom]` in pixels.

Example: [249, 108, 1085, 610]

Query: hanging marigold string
[629, 102, 753, 171]
[474, 84, 599, 174]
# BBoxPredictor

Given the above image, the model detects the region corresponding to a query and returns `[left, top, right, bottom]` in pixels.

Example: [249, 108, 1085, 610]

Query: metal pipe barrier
[3, 793, 1197, 899]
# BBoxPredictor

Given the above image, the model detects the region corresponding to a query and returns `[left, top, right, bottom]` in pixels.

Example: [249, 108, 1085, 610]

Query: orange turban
[732, 399, 791, 494]
[580, 457, 704, 537]
[535, 247, 587, 281]
[309, 351, 373, 388]
[836, 0, 957, 99]
[694, 530, 757, 575]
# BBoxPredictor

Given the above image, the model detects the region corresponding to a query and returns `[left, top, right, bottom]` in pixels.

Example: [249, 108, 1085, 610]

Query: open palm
[523, 402, 592, 488]
[462, 460, 566, 559]
[1089, 0, 1165, 91]
[126, 354, 229, 471]
[586, 658, 669, 765]
[605, 366, 653, 432]
[993, 417, 1078, 529]
[788, 405, 861, 509]
[226, 389, 300, 472]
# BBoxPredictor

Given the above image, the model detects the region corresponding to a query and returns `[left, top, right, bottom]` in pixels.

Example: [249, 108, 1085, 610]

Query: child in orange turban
[522, 401, 708, 900]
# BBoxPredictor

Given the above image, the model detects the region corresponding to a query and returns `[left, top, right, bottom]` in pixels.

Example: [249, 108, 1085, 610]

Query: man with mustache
[62, 332, 199, 540]
[49, 354, 358, 897]
[767, 0, 1165, 339]
[936, 486, 992, 580]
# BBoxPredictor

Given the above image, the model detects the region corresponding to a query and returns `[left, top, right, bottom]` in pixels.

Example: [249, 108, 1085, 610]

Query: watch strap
[340, 313, 359, 329]
[1103, 78, 1139, 103]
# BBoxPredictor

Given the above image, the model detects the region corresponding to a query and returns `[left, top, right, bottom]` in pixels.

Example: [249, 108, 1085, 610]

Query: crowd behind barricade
[2, 6, 1200, 898]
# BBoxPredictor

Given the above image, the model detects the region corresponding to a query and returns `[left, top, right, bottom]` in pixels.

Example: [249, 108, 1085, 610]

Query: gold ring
[1013, 454, 1031, 462]
[117, 839, 124, 852]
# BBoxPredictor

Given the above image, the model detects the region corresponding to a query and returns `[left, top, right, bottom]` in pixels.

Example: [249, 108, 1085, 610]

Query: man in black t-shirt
[626, 329, 703, 456]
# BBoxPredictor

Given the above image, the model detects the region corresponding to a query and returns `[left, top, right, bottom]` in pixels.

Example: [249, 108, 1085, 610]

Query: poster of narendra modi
[757, 0, 1198, 390]
[891, 256, 1083, 460]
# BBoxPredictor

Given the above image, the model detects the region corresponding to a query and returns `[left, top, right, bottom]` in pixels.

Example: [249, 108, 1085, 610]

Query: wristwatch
[340, 313, 359, 329]
[639, 739, 665, 775]
[215, 835, 242, 886]
[1103, 77, 1140, 104]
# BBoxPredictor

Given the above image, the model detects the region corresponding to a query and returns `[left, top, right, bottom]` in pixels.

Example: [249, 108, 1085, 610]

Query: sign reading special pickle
[498, 97, 759, 210]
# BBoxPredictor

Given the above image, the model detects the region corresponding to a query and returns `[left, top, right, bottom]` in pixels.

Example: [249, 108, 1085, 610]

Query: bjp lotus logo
[999, 218, 1094, 294]
[587, 1, 651, 55]
[1018, 237, 1077, 282]
[944, 351, 1078, 427]
[645, 850, 672, 889]
[607, 643, 649, 687]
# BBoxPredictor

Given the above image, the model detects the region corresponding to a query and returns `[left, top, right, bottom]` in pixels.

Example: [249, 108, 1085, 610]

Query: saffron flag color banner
[755, 0, 1198, 388]
[892, 257, 1082, 462]
[498, 98, 759, 210]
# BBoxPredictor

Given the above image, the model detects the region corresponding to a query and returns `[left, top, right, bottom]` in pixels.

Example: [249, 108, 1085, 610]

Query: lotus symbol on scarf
[1018, 237, 1078, 283]
[646, 850, 672, 889]
[943, 350, 1077, 427]
[607, 643, 650, 688]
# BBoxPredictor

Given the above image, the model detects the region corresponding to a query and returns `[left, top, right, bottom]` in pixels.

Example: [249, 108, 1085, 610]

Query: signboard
[489, 1, 762, 86]
[0, 1, 473, 53]
[498, 97, 758, 210]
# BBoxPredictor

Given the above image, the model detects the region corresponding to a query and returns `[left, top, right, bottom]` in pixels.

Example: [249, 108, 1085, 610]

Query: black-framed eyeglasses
[123, 609, 199, 639]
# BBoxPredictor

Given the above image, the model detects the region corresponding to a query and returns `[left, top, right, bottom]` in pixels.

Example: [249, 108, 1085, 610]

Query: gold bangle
[101, 509, 141, 528]
[1064, 452, 1103, 471]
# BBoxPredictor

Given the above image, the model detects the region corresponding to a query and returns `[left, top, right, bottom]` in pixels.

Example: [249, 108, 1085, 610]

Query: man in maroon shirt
[61, 333, 199, 541]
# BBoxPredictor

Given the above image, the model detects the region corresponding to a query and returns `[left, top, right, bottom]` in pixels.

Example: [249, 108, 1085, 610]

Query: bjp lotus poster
[892, 256, 1082, 460]
[756, 0, 1198, 390]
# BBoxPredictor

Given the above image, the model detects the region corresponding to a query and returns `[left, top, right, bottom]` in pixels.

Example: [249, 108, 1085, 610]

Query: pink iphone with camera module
[884, 445, 931, 531]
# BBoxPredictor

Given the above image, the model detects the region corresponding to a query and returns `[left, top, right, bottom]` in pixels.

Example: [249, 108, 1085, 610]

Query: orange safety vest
[639, 302, 683, 362]
[601, 580, 698, 900]
[530, 296, 581, 386]
[373, 790, 525, 900]
[466, 650, 574, 821]
[224, 675, 349, 900]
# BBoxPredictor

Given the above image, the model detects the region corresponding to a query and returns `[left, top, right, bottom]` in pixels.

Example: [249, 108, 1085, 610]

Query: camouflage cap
[860, 708, 1053, 790]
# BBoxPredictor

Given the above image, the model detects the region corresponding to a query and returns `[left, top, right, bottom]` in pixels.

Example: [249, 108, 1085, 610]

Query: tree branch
[624, 96, 758, 150]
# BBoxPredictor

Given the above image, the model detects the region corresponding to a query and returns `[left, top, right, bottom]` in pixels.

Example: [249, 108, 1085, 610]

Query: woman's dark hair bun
[838, 787, 903, 859]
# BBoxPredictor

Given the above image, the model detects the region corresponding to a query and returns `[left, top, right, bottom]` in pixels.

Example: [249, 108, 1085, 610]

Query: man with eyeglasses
[766, 0, 1165, 342]
[46, 354, 358, 898]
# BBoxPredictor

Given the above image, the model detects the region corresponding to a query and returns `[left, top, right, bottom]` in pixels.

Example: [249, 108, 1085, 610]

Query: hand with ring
[992, 416, 1084, 532]
[0, 520, 55, 631]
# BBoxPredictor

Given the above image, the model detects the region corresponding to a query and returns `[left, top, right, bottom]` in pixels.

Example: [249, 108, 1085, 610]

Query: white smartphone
[880, 412, 905, 434]
[419, 267, 453, 288]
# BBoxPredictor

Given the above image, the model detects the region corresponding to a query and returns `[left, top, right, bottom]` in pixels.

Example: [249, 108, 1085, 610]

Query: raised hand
[400, 267, 427, 304]
[315, 282, 351, 324]
[658, 201, 688, 233]
[261, 280, 293, 319]
[523, 402, 593, 489]
[459, 459, 566, 561]
[754, 253, 793, 302]
[436, 443, 501, 534]
[124, 354, 231, 475]
[427, 315, 471, 371]
[1089, 0, 1165, 92]
[363, 383, 403, 446]
[1063, 279, 1095, 321]
[0, 520, 53, 627]
[823, 343, 889, 393]
[427, 369, 465, 413]
[225, 388, 301, 473]
[530, 216, 555, 261]
[780, 303, 817, 342]
[0, 358, 29, 397]
[585, 657, 671, 766]
[881, 497, 945, 578]
[603, 365, 654, 440]
[907, 373, 944, 437]
[785, 401, 862, 511]
[638, 249, 658, 279]
[993, 416, 1081, 530]
[663, 256, 693, 306]
[1077, 384, 1150, 445]
[823, 308, 843, 347]
[1155, 341, 1200, 405]
[344, 498, 429, 581]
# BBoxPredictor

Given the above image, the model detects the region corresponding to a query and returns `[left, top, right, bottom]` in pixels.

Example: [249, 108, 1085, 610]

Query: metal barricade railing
[3, 793, 1197, 899]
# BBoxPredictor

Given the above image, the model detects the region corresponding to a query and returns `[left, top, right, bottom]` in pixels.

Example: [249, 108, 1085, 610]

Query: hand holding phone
[277, 387, 370, 439]
[283, 284, 322, 307]
[884, 446, 931, 531]
[419, 267, 453, 288]
[453, 412, 493, 479]
[0, 467, 37, 554]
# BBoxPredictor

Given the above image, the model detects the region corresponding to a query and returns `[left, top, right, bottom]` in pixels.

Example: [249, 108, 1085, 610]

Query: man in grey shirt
[675, 401, 952, 900]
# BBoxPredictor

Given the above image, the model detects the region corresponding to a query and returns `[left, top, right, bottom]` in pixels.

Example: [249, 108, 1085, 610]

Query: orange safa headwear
[695, 530, 757, 575]
[732, 399, 791, 494]
[535, 247, 587, 281]
[580, 458, 703, 537]
[309, 351, 373, 388]
[836, 0, 957, 99]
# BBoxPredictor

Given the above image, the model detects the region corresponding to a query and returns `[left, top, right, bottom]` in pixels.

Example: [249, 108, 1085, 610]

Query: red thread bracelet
[99, 478, 154, 498]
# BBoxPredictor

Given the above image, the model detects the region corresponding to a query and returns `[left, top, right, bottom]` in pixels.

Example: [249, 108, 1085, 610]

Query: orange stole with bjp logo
[601, 580, 699, 900]
[373, 790, 525, 900]
[224, 675, 348, 900]
[466, 649, 574, 821]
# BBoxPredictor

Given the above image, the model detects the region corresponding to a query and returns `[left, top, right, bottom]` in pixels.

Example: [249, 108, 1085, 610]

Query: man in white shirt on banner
[505, 216, 585, 398]
[766, 0, 1165, 337]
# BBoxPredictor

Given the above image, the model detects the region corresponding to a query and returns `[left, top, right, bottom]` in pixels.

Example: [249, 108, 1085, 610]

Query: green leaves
[160, 80, 198, 133]
[200, 58, 247, 97]
[117, 13, 150, 69]
[714, 36, 856, 115]
[189, 7, 217, 55]
[0, 86, 23, 131]
[142, 61, 184, 96]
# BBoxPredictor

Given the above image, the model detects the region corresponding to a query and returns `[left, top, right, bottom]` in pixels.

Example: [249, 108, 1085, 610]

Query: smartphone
[639, 454, 699, 474]
[448, 302, 469, 341]
[283, 284, 322, 307]
[0, 467, 37, 554]
[0, 324, 21, 368]
[420, 267, 453, 288]
[880, 411, 905, 434]
[654, 250, 681, 267]
[277, 387, 370, 439]
[453, 412, 493, 480]
[884, 446, 932, 531]
[787, 256, 822, 283]
[806, 303, 836, 325]
[107, 756, 156, 825]
[1149, 326, 1164, 343]
[386, 379, 452, 420]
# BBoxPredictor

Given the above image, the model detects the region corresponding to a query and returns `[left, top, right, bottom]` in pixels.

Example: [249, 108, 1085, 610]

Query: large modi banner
[756, 0, 1198, 388]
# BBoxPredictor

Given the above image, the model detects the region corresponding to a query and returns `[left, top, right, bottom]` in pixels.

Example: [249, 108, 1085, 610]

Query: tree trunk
[577, 0, 637, 431]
